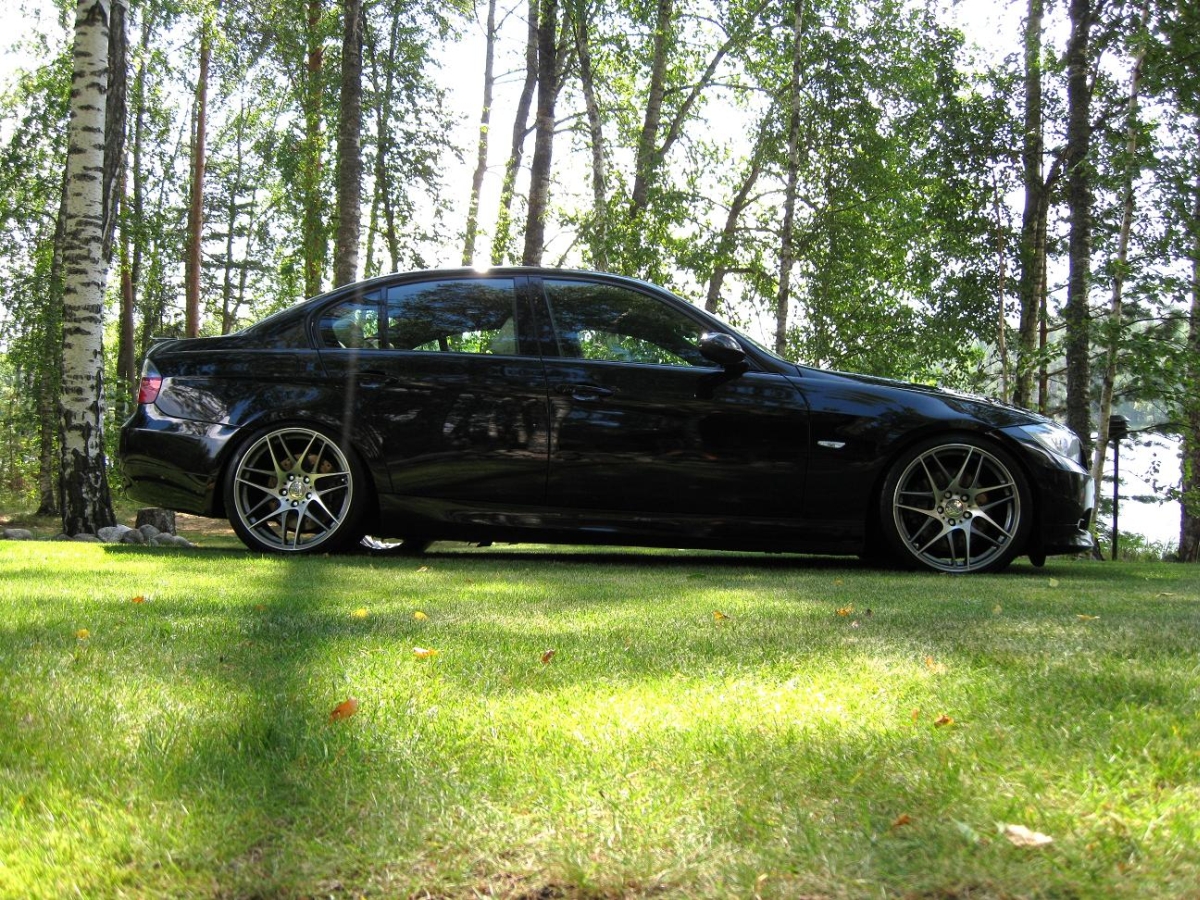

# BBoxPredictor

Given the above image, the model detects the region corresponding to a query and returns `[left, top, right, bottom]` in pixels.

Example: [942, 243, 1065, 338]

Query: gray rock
[72, 534, 102, 543]
[1, 528, 34, 541]
[138, 524, 161, 539]
[98, 525, 133, 543]
[52, 533, 73, 542]
[120, 529, 147, 545]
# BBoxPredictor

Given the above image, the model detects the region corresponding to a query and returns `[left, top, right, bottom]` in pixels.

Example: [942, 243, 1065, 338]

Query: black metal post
[1108, 415, 1130, 562]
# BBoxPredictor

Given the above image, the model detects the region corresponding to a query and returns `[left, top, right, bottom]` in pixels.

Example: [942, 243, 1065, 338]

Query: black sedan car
[119, 268, 1095, 573]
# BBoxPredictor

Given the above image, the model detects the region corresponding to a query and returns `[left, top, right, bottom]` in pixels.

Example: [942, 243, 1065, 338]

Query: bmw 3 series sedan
[118, 268, 1095, 573]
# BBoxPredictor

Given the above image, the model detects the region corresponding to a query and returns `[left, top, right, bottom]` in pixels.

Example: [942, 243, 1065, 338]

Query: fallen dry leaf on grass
[836, 605, 853, 617]
[75, 629, 90, 640]
[891, 814, 912, 828]
[925, 656, 948, 674]
[413, 610, 428, 621]
[1003, 824, 1053, 847]
[712, 610, 730, 621]
[1076, 614, 1099, 621]
[329, 697, 359, 722]
[541, 649, 556, 665]
[934, 715, 954, 728]
[413, 646, 439, 659]
[131, 595, 147, 604]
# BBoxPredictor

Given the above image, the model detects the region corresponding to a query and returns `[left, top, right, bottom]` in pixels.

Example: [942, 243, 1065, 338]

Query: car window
[543, 279, 709, 367]
[385, 278, 523, 355]
[319, 292, 383, 349]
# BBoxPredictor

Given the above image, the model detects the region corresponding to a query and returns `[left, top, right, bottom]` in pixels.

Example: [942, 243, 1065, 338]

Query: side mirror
[699, 332, 747, 368]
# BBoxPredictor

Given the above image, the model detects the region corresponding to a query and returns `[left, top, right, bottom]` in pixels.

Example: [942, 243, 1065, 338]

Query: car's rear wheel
[224, 425, 367, 553]
[880, 435, 1031, 574]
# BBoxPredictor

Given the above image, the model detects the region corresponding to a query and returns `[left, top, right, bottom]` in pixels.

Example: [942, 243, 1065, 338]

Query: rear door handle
[554, 383, 615, 402]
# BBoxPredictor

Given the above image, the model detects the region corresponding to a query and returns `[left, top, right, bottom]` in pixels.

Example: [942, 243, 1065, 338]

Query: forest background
[0, 0, 1197, 556]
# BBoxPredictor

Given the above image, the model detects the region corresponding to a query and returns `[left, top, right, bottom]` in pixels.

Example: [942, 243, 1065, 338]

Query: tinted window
[386, 278, 521, 355]
[319, 292, 382, 349]
[543, 280, 709, 367]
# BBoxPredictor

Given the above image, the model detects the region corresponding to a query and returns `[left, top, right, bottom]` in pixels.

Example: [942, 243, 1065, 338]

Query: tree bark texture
[37, 166, 70, 518]
[60, 0, 119, 535]
[101, 0, 126, 262]
[567, 0, 608, 270]
[333, 0, 363, 287]
[631, 0, 673, 215]
[302, 0, 327, 298]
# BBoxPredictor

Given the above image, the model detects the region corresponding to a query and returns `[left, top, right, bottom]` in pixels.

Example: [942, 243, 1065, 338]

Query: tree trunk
[463, 0, 497, 266]
[492, 0, 539, 266]
[37, 166, 70, 518]
[1091, 33, 1146, 490]
[333, 0, 363, 287]
[302, 0, 327, 298]
[60, 0, 119, 536]
[774, 0, 805, 356]
[185, 18, 210, 338]
[1063, 0, 1093, 455]
[705, 136, 764, 314]
[1180, 123, 1200, 562]
[1014, 0, 1044, 410]
[522, 0, 559, 266]
[101, 0, 126, 262]
[568, 0, 608, 270]
[630, 0, 673, 215]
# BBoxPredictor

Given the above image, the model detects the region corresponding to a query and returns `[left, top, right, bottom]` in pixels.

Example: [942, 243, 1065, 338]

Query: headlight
[1019, 422, 1083, 464]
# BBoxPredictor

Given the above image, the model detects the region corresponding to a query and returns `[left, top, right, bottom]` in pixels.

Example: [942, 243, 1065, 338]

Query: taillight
[137, 361, 163, 405]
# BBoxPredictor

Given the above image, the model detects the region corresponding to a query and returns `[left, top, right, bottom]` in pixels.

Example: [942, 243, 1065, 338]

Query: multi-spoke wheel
[224, 425, 366, 553]
[880, 435, 1031, 574]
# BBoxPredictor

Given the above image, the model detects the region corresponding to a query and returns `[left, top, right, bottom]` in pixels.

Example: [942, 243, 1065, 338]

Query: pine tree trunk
[60, 0, 119, 536]
[302, 0, 327, 297]
[463, 0, 497, 266]
[333, 0, 363, 287]
[1063, 0, 1093, 456]
[185, 20, 210, 337]
[522, 0, 559, 267]
[1014, 0, 1044, 410]
[774, 0, 804, 356]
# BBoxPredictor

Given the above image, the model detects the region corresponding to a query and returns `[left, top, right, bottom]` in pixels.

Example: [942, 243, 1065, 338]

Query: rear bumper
[118, 405, 240, 516]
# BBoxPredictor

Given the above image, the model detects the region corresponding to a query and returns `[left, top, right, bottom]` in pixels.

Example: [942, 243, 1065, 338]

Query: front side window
[386, 278, 522, 355]
[543, 279, 709, 367]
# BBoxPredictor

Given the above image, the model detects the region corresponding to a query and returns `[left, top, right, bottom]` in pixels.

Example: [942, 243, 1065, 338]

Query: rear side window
[318, 279, 528, 356]
[387, 278, 524, 355]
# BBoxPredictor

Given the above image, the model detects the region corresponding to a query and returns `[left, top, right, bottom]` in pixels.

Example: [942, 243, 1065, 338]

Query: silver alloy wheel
[890, 442, 1022, 573]
[230, 427, 355, 552]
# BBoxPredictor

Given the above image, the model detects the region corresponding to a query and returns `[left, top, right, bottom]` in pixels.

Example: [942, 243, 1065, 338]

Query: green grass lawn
[1, 534, 1198, 899]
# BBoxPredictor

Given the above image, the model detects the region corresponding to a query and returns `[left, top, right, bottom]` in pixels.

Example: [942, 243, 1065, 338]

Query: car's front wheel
[224, 424, 367, 553]
[880, 435, 1032, 574]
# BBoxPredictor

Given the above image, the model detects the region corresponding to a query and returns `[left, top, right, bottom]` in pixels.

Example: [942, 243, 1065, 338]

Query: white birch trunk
[60, 0, 119, 535]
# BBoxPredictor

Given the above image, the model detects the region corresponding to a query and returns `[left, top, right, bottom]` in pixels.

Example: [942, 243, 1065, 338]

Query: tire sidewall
[879, 433, 1033, 574]
[222, 423, 368, 554]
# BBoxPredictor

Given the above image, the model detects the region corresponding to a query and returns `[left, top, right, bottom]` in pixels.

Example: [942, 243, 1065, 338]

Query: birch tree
[60, 0, 122, 535]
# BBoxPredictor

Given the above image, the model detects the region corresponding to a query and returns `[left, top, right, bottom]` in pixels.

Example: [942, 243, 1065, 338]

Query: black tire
[223, 424, 368, 554]
[879, 434, 1032, 574]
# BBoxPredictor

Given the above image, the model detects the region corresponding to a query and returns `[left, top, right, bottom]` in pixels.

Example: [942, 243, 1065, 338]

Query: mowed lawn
[1, 536, 1198, 899]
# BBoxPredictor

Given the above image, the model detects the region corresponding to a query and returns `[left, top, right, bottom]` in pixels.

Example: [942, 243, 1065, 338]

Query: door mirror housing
[699, 332, 747, 368]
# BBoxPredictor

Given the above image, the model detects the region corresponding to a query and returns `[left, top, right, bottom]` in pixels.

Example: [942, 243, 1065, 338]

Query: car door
[534, 276, 809, 522]
[315, 274, 551, 506]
